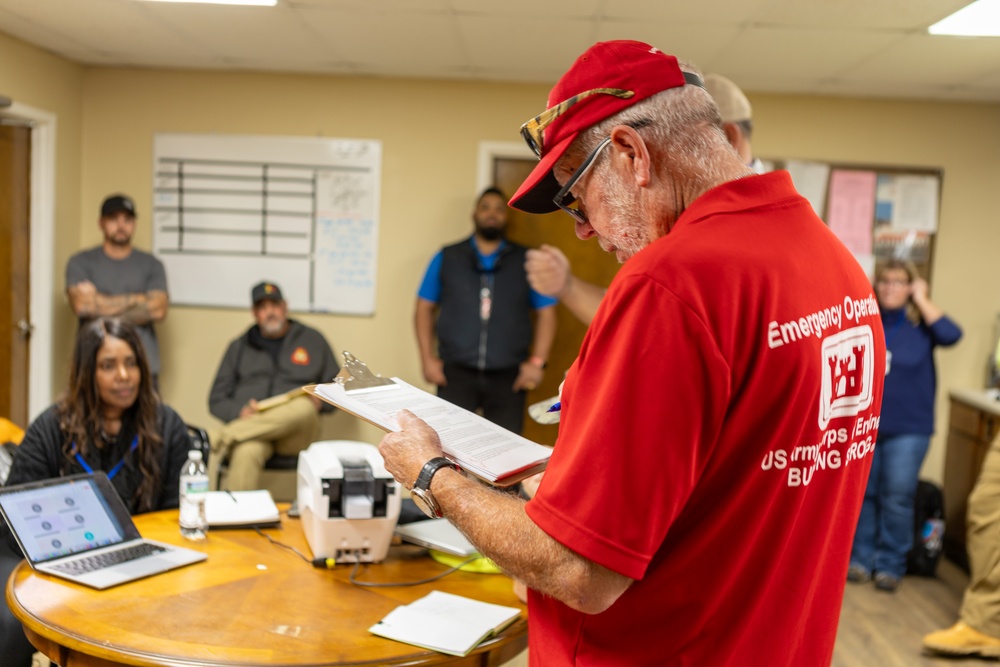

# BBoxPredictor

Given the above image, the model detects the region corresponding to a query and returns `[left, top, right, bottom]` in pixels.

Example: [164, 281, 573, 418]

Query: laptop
[0, 472, 207, 589]
[393, 518, 479, 557]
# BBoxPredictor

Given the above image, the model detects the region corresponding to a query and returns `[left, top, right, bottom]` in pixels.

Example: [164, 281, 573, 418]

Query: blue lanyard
[72, 435, 139, 480]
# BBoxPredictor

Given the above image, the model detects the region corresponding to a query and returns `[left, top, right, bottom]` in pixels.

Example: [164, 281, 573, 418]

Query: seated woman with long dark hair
[0, 317, 192, 665]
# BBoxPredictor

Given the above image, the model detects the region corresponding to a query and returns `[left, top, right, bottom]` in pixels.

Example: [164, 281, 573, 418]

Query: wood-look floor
[833, 558, 993, 666]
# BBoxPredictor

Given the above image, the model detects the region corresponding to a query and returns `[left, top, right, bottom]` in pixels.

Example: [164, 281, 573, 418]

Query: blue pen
[546, 401, 561, 413]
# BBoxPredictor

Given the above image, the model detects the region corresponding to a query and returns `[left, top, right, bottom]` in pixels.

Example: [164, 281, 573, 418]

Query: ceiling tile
[843, 33, 1000, 88]
[457, 15, 596, 73]
[0, 0, 996, 102]
[593, 19, 743, 71]
[0, 0, 150, 61]
[450, 0, 602, 18]
[138, 3, 334, 65]
[601, 0, 774, 23]
[752, 0, 973, 30]
[708, 24, 902, 91]
[295, 6, 466, 72]
[289, 0, 452, 9]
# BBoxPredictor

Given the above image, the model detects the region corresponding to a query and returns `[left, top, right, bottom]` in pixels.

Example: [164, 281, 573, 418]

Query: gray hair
[558, 62, 734, 185]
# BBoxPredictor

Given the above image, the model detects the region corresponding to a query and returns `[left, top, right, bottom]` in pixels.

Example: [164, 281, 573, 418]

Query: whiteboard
[152, 133, 381, 314]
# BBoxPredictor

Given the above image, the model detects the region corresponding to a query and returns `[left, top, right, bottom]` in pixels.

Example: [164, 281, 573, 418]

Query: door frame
[476, 141, 533, 192]
[5, 101, 55, 422]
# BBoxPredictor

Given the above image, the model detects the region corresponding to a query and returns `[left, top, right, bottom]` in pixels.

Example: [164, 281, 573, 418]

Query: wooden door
[0, 124, 31, 428]
[494, 157, 621, 446]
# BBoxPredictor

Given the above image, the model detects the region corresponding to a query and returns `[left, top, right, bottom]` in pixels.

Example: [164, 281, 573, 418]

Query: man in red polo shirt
[379, 40, 884, 666]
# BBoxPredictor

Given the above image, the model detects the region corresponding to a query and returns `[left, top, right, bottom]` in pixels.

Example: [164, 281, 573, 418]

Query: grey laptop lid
[0, 472, 206, 589]
[393, 518, 479, 557]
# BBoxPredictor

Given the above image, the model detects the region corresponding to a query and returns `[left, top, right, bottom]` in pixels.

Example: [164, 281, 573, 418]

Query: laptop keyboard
[51, 542, 168, 575]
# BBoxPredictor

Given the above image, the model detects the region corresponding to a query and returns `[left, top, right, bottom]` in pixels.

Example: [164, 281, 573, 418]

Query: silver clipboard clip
[334, 351, 396, 391]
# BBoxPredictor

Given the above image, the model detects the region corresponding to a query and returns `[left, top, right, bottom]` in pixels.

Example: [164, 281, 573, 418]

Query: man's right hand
[526, 244, 572, 298]
[422, 357, 447, 386]
[239, 399, 260, 419]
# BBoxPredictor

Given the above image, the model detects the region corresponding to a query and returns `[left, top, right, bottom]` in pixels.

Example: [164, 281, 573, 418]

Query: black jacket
[6, 403, 191, 513]
[208, 320, 339, 423]
[436, 238, 534, 370]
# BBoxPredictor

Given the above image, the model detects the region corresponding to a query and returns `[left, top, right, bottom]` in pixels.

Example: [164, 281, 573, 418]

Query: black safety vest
[436, 238, 533, 370]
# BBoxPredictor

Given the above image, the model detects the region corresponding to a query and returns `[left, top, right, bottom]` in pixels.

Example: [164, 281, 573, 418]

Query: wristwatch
[410, 457, 459, 518]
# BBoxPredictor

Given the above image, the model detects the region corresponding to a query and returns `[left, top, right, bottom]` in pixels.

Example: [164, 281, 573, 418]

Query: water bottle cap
[189, 450, 203, 461]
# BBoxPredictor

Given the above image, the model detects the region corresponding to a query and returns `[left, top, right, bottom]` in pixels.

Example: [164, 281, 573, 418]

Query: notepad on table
[205, 490, 281, 529]
[369, 590, 521, 657]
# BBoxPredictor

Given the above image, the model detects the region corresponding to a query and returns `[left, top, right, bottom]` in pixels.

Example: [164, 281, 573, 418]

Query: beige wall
[6, 31, 1000, 483]
[0, 31, 84, 399]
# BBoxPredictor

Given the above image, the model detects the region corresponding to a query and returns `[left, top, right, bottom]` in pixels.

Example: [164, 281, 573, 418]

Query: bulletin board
[764, 158, 942, 283]
[152, 133, 381, 315]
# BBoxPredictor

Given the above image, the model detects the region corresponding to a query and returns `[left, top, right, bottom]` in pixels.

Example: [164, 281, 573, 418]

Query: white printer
[297, 440, 401, 563]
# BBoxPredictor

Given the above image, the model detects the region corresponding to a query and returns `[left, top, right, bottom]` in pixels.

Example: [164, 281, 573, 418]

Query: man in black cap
[66, 194, 169, 382]
[207, 281, 340, 491]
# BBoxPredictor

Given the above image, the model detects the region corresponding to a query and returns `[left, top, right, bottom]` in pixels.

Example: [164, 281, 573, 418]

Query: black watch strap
[414, 456, 458, 492]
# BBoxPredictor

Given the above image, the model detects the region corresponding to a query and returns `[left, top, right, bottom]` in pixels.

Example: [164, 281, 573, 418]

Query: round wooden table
[6, 508, 527, 666]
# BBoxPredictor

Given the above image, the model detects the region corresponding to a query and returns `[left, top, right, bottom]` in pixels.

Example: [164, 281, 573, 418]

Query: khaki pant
[960, 433, 1000, 637]
[209, 395, 319, 492]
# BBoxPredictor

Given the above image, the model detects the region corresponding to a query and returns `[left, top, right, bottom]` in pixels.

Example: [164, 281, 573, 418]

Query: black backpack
[906, 479, 945, 577]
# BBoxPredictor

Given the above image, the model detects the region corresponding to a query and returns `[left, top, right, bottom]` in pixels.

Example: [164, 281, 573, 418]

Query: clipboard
[303, 352, 550, 487]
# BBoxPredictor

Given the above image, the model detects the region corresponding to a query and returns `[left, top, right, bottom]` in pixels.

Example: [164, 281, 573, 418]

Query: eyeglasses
[552, 135, 613, 225]
[520, 88, 634, 158]
[519, 73, 705, 158]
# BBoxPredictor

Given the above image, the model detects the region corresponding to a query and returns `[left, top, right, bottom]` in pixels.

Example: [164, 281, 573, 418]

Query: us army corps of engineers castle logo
[819, 325, 875, 429]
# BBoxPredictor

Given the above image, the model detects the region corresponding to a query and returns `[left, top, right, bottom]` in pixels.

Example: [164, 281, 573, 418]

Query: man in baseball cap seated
[377, 40, 885, 665]
[207, 281, 340, 491]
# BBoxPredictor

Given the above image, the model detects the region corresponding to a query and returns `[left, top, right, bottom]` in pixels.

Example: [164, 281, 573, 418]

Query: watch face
[411, 489, 439, 518]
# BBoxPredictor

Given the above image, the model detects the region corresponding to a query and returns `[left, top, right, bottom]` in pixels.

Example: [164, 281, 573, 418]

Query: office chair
[185, 424, 211, 463]
[214, 450, 300, 503]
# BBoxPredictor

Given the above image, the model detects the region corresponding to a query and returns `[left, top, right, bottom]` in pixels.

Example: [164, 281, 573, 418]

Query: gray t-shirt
[65, 247, 169, 374]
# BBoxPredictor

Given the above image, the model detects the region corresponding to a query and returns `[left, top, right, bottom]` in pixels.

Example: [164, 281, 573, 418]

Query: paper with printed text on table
[305, 379, 551, 486]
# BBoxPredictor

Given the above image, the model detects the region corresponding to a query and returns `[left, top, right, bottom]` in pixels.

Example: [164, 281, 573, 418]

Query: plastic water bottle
[179, 450, 208, 540]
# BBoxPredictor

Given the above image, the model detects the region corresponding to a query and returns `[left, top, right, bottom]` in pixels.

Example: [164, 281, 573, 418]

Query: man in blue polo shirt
[415, 187, 557, 435]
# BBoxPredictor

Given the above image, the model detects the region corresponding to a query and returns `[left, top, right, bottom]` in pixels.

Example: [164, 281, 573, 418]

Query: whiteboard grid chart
[153, 134, 381, 315]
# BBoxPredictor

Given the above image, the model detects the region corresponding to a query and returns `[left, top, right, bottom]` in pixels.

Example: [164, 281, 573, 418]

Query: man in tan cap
[705, 72, 767, 174]
[526, 72, 766, 324]
[377, 40, 883, 665]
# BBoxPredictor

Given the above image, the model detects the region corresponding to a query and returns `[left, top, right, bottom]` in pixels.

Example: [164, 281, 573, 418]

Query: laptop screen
[0, 474, 133, 564]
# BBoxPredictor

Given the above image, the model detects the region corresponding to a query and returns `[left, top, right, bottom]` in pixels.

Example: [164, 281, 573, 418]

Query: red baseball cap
[509, 40, 702, 214]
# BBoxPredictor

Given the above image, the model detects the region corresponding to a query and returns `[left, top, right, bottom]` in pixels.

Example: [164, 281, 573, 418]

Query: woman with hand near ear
[847, 260, 961, 593]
